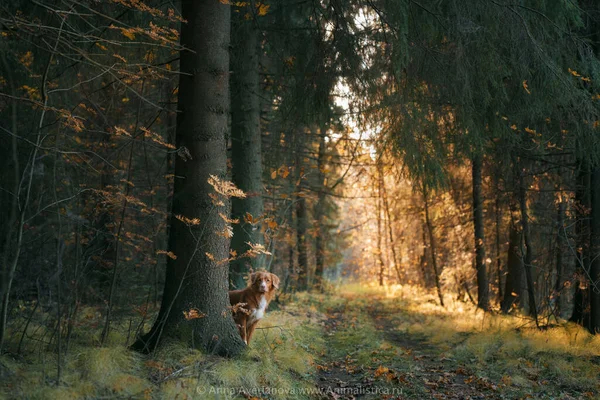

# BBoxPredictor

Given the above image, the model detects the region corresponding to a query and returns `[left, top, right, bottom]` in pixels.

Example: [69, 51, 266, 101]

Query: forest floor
[1, 284, 600, 399]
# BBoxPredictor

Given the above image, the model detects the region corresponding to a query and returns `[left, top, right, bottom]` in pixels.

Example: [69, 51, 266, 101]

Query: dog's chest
[249, 295, 267, 324]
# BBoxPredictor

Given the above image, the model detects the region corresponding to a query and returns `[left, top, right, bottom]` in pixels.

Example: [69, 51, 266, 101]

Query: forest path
[314, 291, 498, 400]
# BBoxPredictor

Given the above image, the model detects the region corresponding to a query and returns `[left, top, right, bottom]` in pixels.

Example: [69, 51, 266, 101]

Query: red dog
[229, 271, 279, 345]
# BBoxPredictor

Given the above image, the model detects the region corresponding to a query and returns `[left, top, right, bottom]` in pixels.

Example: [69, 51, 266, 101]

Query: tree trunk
[494, 176, 503, 303]
[229, 3, 264, 289]
[570, 160, 590, 327]
[553, 200, 566, 316]
[294, 132, 308, 291]
[518, 167, 539, 326]
[501, 217, 523, 313]
[314, 127, 327, 290]
[377, 166, 385, 286]
[132, 0, 245, 356]
[472, 154, 489, 310]
[381, 166, 403, 283]
[423, 188, 444, 307]
[589, 168, 600, 333]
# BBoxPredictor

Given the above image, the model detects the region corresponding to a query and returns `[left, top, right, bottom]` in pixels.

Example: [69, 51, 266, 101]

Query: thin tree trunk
[501, 213, 524, 313]
[586, 0, 600, 335]
[377, 166, 385, 286]
[554, 200, 565, 316]
[472, 154, 489, 310]
[132, 0, 245, 356]
[419, 228, 430, 287]
[589, 168, 600, 333]
[314, 126, 327, 290]
[494, 177, 503, 303]
[570, 160, 590, 327]
[229, 2, 264, 289]
[381, 164, 403, 283]
[518, 168, 539, 326]
[0, 17, 65, 350]
[423, 188, 444, 307]
[295, 132, 308, 291]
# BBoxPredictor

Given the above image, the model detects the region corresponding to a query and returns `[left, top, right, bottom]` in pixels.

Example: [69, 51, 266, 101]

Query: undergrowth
[1, 284, 599, 399]
[373, 284, 600, 398]
[0, 299, 325, 399]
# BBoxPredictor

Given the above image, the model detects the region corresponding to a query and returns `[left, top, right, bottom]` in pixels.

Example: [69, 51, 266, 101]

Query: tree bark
[229, 3, 264, 289]
[553, 200, 566, 316]
[589, 168, 600, 333]
[518, 167, 539, 326]
[314, 127, 327, 290]
[132, 0, 245, 356]
[583, 0, 600, 334]
[570, 160, 590, 327]
[294, 131, 308, 291]
[501, 216, 523, 313]
[422, 188, 444, 307]
[376, 166, 385, 286]
[472, 154, 489, 310]
[381, 166, 403, 283]
[494, 176, 503, 303]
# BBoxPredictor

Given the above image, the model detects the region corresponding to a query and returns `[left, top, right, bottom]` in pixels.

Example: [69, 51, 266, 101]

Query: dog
[229, 270, 279, 345]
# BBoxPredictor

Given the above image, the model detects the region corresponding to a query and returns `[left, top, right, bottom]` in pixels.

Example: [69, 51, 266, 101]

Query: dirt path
[367, 303, 497, 400]
[316, 299, 370, 400]
[315, 295, 499, 399]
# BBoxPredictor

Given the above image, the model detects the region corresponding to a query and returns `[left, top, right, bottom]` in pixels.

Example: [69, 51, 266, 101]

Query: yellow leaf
[522, 80, 531, 95]
[257, 3, 270, 16]
[183, 308, 206, 320]
[278, 165, 290, 178]
[374, 365, 389, 377]
[271, 169, 277, 179]
[244, 212, 255, 224]
[156, 250, 177, 260]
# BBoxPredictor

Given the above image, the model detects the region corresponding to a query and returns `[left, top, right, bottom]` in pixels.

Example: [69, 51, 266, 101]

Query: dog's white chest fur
[249, 295, 267, 324]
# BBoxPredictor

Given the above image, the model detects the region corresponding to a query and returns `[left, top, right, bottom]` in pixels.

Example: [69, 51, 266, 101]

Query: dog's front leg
[246, 321, 259, 344]
[240, 317, 248, 345]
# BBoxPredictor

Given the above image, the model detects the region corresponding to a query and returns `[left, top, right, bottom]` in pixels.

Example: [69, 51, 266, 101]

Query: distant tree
[472, 154, 489, 310]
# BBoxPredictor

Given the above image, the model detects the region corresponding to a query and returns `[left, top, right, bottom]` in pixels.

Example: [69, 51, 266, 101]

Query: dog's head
[250, 271, 280, 293]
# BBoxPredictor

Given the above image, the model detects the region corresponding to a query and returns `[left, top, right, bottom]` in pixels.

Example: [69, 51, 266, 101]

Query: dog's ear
[270, 273, 280, 289]
[249, 272, 258, 286]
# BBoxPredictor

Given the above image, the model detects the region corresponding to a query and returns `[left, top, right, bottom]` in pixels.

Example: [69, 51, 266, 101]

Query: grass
[0, 299, 326, 399]
[368, 284, 600, 398]
[1, 284, 599, 399]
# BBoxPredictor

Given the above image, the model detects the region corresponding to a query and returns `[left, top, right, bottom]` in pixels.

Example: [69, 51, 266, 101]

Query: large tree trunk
[132, 0, 245, 356]
[518, 167, 539, 326]
[501, 216, 523, 313]
[229, 3, 264, 289]
[472, 154, 489, 310]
